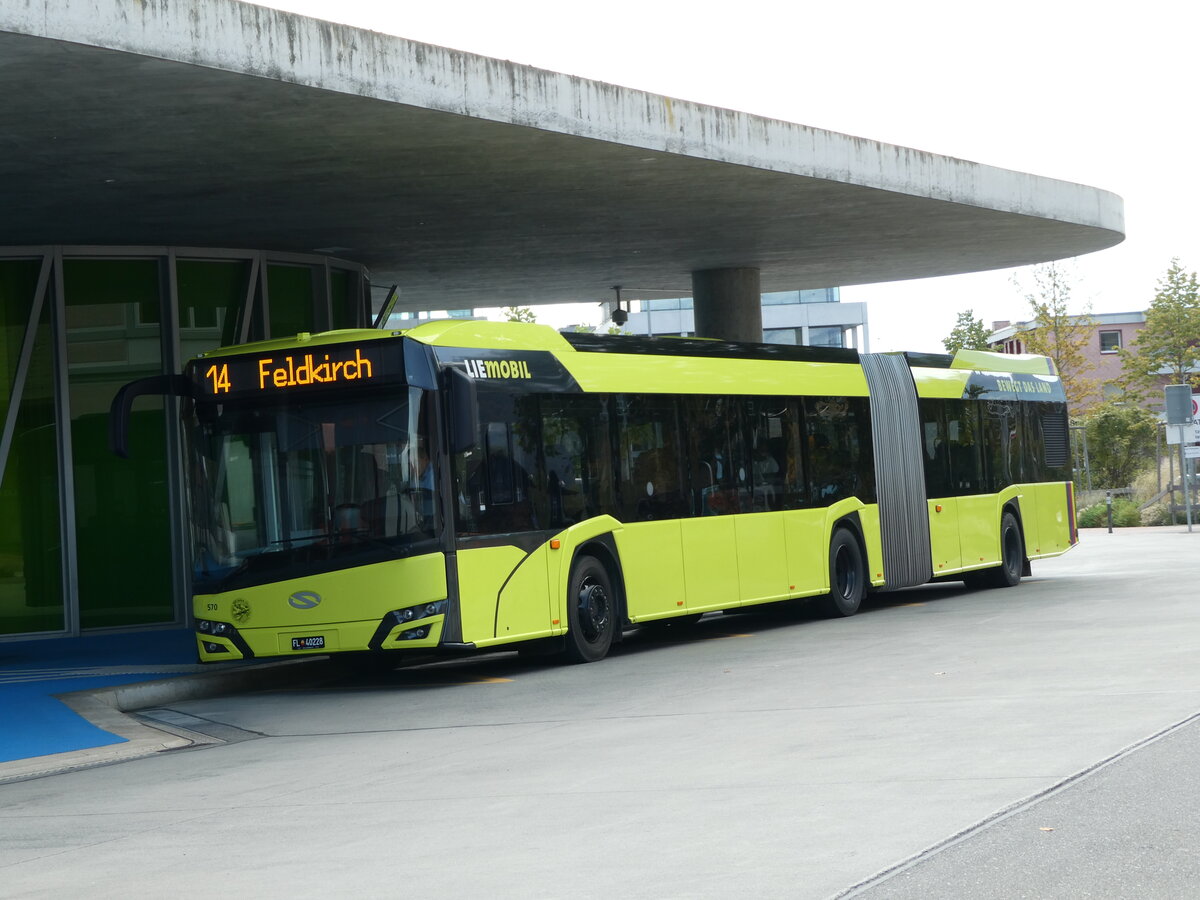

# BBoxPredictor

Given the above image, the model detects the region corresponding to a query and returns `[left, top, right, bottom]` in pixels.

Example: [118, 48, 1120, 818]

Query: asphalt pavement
[2, 525, 1199, 898]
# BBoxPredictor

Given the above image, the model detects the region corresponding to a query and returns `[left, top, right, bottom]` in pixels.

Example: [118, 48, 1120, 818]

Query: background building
[623, 289, 869, 349]
[988, 311, 1147, 402]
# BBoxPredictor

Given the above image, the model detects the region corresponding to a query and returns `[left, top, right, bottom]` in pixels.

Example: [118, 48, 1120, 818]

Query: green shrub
[1141, 503, 1173, 526]
[1077, 499, 1141, 528]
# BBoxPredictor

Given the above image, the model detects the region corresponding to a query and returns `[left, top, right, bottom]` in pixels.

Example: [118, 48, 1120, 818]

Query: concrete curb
[0, 656, 334, 784]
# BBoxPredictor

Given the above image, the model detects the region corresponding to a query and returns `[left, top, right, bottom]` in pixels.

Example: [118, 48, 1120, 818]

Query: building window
[763, 328, 798, 345]
[808, 326, 844, 348]
[1099, 330, 1121, 353]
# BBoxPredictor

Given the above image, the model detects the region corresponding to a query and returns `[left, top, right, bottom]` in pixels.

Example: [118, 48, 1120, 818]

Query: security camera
[612, 308, 628, 326]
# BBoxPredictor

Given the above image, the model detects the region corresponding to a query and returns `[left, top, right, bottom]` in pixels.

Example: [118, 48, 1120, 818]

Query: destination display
[963, 370, 1067, 403]
[189, 340, 405, 400]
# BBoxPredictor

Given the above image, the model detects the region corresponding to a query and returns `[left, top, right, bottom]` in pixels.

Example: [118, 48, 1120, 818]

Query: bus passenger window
[541, 395, 611, 528]
[616, 396, 686, 521]
[453, 391, 545, 536]
[682, 396, 741, 516]
[946, 400, 984, 495]
[748, 399, 790, 513]
[799, 396, 873, 505]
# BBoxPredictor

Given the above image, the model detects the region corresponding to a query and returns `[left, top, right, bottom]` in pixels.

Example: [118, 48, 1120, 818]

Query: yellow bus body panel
[927, 497, 962, 574]
[957, 494, 1001, 570]
[193, 553, 447, 661]
[615, 520, 687, 622]
[559, 353, 869, 397]
[680, 516, 741, 612]
[733, 512, 791, 605]
[782, 509, 830, 598]
[1028, 482, 1074, 558]
[857, 504, 885, 587]
[494, 545, 553, 644]
[457, 544, 552, 647]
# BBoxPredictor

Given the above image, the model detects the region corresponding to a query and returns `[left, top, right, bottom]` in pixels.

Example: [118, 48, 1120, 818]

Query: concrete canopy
[0, 0, 1123, 314]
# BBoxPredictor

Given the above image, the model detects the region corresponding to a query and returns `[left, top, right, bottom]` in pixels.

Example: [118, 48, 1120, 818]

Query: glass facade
[63, 259, 173, 628]
[0, 248, 370, 639]
[647, 288, 839, 312]
[0, 260, 63, 634]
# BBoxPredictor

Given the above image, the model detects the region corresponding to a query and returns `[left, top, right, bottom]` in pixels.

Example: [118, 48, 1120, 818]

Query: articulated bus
[110, 321, 1077, 664]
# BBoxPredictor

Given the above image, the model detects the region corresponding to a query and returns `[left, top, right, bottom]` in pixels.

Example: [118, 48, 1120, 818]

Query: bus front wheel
[819, 528, 865, 618]
[564, 555, 616, 663]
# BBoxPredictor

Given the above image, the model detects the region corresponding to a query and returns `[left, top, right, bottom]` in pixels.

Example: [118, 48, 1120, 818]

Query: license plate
[291, 636, 325, 650]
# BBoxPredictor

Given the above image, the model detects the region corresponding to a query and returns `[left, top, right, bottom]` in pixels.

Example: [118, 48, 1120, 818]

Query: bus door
[613, 396, 689, 621]
[679, 396, 745, 611]
[921, 401, 963, 574]
[452, 396, 554, 645]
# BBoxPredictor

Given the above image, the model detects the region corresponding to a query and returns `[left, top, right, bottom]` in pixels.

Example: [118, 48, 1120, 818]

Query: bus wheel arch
[562, 538, 625, 663]
[819, 515, 868, 618]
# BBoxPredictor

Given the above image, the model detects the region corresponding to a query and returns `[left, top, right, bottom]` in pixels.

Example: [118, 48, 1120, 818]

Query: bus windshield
[187, 387, 437, 592]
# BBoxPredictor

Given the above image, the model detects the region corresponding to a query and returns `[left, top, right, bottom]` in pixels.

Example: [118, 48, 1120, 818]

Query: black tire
[563, 555, 616, 663]
[818, 527, 865, 618]
[965, 510, 1023, 589]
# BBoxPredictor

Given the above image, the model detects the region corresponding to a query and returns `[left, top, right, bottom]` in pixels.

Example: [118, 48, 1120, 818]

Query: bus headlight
[388, 600, 446, 627]
[197, 619, 238, 639]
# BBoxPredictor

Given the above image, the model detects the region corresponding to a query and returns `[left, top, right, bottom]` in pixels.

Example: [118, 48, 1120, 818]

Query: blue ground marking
[0, 629, 201, 764]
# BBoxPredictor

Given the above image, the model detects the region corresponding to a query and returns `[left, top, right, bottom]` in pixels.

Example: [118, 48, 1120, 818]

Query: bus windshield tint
[187, 388, 436, 592]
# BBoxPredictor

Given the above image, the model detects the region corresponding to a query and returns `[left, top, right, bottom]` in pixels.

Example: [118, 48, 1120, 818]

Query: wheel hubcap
[577, 578, 610, 643]
[835, 546, 856, 599]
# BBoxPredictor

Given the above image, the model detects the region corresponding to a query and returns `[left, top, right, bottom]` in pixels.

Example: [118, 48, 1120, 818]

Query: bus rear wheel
[564, 555, 616, 663]
[819, 528, 865, 618]
[965, 511, 1023, 589]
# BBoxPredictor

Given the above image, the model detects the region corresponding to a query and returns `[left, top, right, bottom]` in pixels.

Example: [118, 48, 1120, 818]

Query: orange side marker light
[550, 539, 561, 550]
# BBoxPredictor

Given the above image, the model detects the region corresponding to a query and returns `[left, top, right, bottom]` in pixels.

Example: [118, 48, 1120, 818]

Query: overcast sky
[259, 0, 1197, 352]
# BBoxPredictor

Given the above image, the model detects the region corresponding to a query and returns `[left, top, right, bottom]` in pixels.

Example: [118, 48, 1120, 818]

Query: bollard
[1106, 490, 1113, 533]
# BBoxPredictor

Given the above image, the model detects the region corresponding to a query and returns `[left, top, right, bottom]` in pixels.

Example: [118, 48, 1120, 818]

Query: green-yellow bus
[111, 321, 1077, 664]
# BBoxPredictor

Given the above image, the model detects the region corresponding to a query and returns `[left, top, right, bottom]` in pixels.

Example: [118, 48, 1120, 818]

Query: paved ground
[0, 526, 1197, 898]
[0, 629, 203, 765]
[850, 711, 1200, 898]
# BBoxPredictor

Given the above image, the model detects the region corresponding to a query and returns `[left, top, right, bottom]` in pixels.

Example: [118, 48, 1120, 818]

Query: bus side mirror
[109, 374, 193, 458]
[446, 367, 479, 455]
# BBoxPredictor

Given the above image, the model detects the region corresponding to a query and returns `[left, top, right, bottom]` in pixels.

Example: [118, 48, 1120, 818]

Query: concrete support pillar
[691, 267, 761, 343]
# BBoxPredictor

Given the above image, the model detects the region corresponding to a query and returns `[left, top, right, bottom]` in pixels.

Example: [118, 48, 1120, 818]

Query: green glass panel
[63, 260, 174, 629]
[0, 260, 40, 427]
[177, 259, 252, 362]
[0, 263, 64, 635]
[267, 264, 316, 338]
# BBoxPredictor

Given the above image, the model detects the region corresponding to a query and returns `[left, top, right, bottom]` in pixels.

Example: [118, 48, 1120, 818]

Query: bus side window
[748, 399, 789, 513]
[780, 398, 808, 510]
[982, 400, 1023, 490]
[920, 399, 952, 498]
[540, 394, 611, 528]
[946, 400, 984, 495]
[683, 395, 743, 517]
[805, 396, 866, 504]
[617, 395, 686, 521]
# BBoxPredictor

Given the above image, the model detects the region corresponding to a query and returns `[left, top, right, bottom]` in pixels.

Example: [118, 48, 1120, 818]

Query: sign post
[1165, 385, 1194, 533]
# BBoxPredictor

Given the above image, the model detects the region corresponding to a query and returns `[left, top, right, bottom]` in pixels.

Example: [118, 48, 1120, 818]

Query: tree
[1012, 262, 1098, 413]
[1078, 401, 1159, 487]
[502, 306, 537, 323]
[1119, 258, 1200, 398]
[942, 310, 991, 353]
